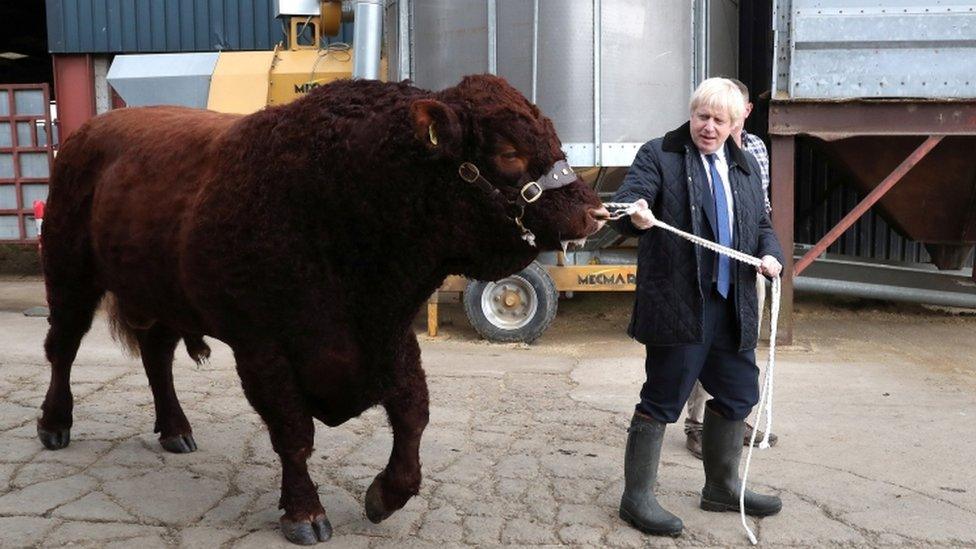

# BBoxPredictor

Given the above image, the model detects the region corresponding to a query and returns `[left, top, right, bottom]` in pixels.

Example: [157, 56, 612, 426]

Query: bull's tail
[102, 292, 142, 358]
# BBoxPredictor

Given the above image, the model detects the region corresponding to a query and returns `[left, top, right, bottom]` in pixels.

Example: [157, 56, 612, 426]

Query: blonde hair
[689, 78, 746, 124]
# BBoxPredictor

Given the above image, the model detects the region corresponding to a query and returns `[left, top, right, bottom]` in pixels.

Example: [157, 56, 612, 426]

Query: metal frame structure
[0, 84, 55, 244]
[769, 99, 976, 342]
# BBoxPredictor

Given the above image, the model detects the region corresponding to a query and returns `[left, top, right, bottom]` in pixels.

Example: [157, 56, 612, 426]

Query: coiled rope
[604, 202, 779, 545]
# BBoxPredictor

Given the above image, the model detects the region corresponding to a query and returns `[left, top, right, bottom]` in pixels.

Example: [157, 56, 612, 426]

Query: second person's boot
[700, 407, 782, 516]
[619, 412, 683, 536]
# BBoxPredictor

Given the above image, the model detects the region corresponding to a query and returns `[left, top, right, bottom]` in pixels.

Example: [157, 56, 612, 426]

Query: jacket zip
[684, 145, 706, 341]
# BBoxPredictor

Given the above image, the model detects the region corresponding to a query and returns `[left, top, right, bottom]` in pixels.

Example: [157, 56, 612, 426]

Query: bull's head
[409, 74, 608, 251]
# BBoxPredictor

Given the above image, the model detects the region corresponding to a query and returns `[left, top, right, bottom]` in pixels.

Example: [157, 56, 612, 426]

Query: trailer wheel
[463, 261, 558, 343]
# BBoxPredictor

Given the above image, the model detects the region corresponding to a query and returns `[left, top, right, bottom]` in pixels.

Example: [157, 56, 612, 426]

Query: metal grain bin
[394, 1, 747, 342]
[385, 0, 738, 168]
[773, 0, 976, 100]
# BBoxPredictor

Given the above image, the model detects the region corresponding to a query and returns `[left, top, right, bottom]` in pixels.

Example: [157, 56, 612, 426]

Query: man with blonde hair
[684, 78, 778, 460]
[610, 77, 784, 536]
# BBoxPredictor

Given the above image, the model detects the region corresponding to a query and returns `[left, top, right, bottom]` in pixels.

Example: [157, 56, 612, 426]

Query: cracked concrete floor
[1, 276, 975, 548]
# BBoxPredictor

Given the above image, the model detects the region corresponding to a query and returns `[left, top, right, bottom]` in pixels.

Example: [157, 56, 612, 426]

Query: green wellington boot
[619, 412, 683, 536]
[700, 407, 782, 516]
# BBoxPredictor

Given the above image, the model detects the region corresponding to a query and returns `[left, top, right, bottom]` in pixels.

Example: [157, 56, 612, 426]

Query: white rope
[605, 202, 779, 545]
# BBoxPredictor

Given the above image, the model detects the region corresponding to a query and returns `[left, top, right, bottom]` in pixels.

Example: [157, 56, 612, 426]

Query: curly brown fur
[39, 74, 603, 542]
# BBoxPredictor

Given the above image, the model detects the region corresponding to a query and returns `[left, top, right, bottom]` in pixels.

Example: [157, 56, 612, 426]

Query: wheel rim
[480, 276, 538, 330]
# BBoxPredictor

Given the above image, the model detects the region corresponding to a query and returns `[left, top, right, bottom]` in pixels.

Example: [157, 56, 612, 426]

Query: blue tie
[706, 154, 731, 298]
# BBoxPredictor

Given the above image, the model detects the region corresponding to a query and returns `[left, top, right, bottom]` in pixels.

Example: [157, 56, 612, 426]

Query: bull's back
[50, 106, 241, 327]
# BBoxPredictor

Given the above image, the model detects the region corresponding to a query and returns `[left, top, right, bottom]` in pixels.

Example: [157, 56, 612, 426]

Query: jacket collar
[661, 121, 752, 175]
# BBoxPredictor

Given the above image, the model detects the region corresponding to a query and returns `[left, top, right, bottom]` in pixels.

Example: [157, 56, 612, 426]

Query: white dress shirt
[698, 146, 734, 237]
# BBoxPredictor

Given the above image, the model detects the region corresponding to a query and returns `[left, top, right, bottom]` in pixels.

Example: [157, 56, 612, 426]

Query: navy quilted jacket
[611, 122, 784, 351]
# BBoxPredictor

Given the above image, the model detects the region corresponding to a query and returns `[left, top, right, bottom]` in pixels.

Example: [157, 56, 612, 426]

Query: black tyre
[462, 261, 558, 343]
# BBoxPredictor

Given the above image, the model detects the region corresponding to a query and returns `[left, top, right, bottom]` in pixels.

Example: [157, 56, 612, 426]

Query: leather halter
[457, 159, 577, 246]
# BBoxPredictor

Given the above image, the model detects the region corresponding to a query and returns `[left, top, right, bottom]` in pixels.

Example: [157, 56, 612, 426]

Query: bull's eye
[494, 144, 528, 180]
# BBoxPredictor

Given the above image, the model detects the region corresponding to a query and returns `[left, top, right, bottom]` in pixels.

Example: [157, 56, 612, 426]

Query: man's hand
[629, 199, 656, 230]
[758, 255, 782, 278]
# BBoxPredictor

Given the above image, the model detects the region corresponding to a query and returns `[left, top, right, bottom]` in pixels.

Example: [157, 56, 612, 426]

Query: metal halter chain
[458, 160, 577, 247]
[605, 201, 780, 546]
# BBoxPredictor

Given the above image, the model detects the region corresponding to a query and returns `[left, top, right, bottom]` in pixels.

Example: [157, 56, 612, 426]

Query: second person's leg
[683, 382, 709, 458]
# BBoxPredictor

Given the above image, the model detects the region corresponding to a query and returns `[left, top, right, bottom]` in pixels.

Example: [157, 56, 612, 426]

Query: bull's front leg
[235, 349, 332, 545]
[365, 334, 430, 523]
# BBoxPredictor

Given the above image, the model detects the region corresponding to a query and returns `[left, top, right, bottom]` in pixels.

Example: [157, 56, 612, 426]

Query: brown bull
[37, 74, 606, 544]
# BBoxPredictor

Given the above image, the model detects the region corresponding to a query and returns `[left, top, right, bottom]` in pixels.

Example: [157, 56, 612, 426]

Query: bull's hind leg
[365, 334, 430, 523]
[136, 324, 197, 453]
[38, 283, 103, 450]
[235, 349, 332, 545]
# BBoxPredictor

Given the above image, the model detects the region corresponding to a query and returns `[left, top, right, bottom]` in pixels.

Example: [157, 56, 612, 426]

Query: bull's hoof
[364, 475, 394, 524]
[159, 433, 198, 453]
[37, 423, 70, 450]
[280, 514, 333, 545]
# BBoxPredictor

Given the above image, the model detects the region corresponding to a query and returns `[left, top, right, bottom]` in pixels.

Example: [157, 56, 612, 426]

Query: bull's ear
[409, 99, 461, 157]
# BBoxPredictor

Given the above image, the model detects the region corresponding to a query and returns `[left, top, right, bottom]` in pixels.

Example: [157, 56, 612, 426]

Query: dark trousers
[636, 287, 759, 422]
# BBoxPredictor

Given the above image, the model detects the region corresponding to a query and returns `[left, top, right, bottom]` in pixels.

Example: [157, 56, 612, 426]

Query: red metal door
[0, 84, 55, 243]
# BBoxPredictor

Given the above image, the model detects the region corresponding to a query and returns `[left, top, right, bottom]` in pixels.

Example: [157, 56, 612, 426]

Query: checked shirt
[741, 130, 771, 214]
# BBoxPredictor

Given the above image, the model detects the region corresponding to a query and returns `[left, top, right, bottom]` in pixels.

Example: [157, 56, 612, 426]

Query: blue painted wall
[47, 0, 352, 53]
